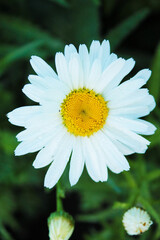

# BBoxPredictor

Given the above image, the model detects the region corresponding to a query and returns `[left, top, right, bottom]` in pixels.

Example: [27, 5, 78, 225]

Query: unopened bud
[122, 207, 153, 235]
[48, 211, 74, 240]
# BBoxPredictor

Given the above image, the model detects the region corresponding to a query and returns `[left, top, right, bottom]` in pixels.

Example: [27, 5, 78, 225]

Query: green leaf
[0, 40, 44, 76]
[148, 43, 160, 101]
[70, 0, 99, 44]
[0, 15, 64, 49]
[77, 208, 122, 223]
[147, 170, 160, 182]
[107, 8, 150, 50]
[50, 0, 70, 7]
[0, 44, 16, 57]
[0, 131, 17, 155]
[91, 0, 100, 6]
[0, 225, 13, 240]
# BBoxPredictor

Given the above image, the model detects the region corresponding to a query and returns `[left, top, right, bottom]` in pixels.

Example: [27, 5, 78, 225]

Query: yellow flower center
[60, 88, 109, 136]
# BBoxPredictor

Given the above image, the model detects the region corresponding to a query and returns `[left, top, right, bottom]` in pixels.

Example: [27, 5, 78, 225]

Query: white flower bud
[122, 207, 153, 235]
[48, 211, 74, 240]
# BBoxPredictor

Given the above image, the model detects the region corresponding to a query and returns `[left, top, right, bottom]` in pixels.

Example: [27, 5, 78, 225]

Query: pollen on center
[60, 88, 109, 137]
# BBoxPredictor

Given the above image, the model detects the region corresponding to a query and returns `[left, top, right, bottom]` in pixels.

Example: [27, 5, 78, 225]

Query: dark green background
[0, 0, 160, 239]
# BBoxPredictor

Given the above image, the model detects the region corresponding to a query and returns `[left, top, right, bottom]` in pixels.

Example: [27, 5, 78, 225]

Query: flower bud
[122, 207, 152, 235]
[48, 211, 74, 240]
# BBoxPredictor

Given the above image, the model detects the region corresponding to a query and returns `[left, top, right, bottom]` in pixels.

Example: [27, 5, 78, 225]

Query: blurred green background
[0, 0, 160, 239]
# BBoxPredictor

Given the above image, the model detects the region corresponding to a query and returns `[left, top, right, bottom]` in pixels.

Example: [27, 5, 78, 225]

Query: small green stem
[56, 180, 64, 211]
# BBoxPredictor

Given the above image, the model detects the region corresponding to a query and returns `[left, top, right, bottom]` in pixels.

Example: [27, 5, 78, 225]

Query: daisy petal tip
[91, 40, 99, 44]
[6, 112, 10, 119]
[125, 166, 130, 171]
[55, 52, 63, 59]
[7, 109, 15, 119]
[28, 74, 34, 81]
[69, 178, 77, 187]
[140, 146, 149, 154]
[22, 85, 28, 96]
[150, 97, 156, 110]
[44, 180, 54, 189]
[152, 125, 157, 134]
[14, 148, 21, 156]
[146, 68, 152, 78]
[22, 85, 26, 93]
[44, 183, 51, 189]
[139, 68, 152, 81]
[22, 84, 31, 97]
[101, 176, 108, 182]
[129, 57, 136, 66]
[44, 179, 49, 188]
[70, 182, 75, 187]
[30, 56, 36, 64]
[32, 161, 39, 169]
[102, 39, 109, 45]
[30, 55, 39, 60]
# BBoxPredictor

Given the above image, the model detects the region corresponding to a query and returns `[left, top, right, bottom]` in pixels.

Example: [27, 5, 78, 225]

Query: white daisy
[122, 207, 153, 235]
[7, 40, 156, 188]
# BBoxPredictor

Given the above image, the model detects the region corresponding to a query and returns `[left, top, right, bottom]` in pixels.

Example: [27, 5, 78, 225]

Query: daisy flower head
[7, 40, 156, 189]
[122, 207, 153, 235]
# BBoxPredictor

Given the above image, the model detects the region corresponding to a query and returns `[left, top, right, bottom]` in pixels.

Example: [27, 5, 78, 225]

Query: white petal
[55, 52, 72, 88]
[96, 131, 130, 173]
[64, 44, 77, 61]
[103, 125, 135, 155]
[33, 126, 66, 168]
[89, 40, 101, 64]
[30, 56, 57, 79]
[81, 138, 98, 182]
[109, 105, 150, 119]
[112, 140, 134, 155]
[103, 53, 118, 70]
[7, 106, 41, 127]
[22, 84, 44, 103]
[15, 116, 62, 156]
[28, 75, 69, 92]
[68, 55, 83, 89]
[108, 89, 153, 109]
[23, 111, 60, 130]
[105, 122, 150, 154]
[109, 92, 155, 115]
[96, 58, 126, 93]
[78, 44, 90, 83]
[137, 119, 157, 135]
[86, 59, 101, 89]
[107, 69, 151, 102]
[130, 69, 151, 82]
[103, 58, 135, 95]
[90, 136, 108, 181]
[69, 137, 84, 186]
[147, 95, 156, 112]
[99, 40, 110, 65]
[106, 78, 147, 102]
[82, 137, 107, 182]
[23, 82, 68, 105]
[16, 117, 60, 142]
[15, 134, 51, 156]
[44, 134, 73, 189]
[42, 88, 68, 104]
[107, 116, 149, 134]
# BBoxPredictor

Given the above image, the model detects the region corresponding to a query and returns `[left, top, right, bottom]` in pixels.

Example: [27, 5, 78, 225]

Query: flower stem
[56, 180, 64, 211]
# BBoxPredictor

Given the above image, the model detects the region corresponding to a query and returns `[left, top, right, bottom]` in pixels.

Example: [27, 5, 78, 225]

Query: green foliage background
[0, 0, 160, 239]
